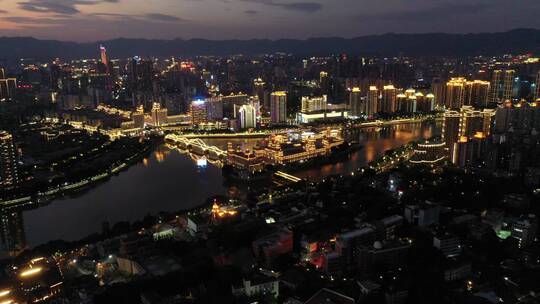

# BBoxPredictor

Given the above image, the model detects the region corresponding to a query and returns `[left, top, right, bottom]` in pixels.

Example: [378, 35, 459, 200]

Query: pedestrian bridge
[165, 134, 227, 160]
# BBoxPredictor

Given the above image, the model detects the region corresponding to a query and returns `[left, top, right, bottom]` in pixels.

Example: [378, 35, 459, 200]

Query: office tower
[0, 211, 26, 255]
[132, 105, 145, 128]
[100, 45, 108, 66]
[466, 80, 490, 108]
[319, 71, 330, 95]
[425, 93, 435, 112]
[190, 99, 207, 126]
[381, 85, 397, 114]
[445, 78, 467, 109]
[253, 78, 266, 109]
[366, 86, 378, 117]
[128, 57, 153, 94]
[0, 67, 4, 79]
[301, 95, 327, 113]
[238, 104, 257, 129]
[0, 78, 16, 100]
[503, 70, 516, 101]
[206, 97, 224, 120]
[150, 102, 168, 126]
[431, 77, 446, 108]
[349, 87, 362, 117]
[270, 91, 287, 124]
[0, 131, 18, 188]
[535, 71, 540, 101]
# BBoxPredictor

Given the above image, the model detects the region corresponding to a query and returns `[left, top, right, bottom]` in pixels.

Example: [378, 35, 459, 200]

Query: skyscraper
[349, 87, 362, 118]
[489, 70, 503, 104]
[100, 45, 108, 66]
[381, 85, 397, 114]
[190, 99, 208, 126]
[366, 86, 378, 117]
[445, 78, 467, 109]
[503, 70, 516, 101]
[431, 77, 445, 109]
[0, 131, 18, 189]
[465, 80, 490, 108]
[270, 91, 287, 124]
[301, 95, 327, 113]
[238, 104, 257, 129]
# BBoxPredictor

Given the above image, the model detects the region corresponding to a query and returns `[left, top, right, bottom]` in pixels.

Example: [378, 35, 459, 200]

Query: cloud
[244, 9, 257, 14]
[356, 2, 491, 22]
[144, 13, 183, 22]
[17, 0, 119, 15]
[241, 0, 322, 13]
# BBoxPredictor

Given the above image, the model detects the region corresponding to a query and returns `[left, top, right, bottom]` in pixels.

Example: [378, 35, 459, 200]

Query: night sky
[0, 0, 539, 41]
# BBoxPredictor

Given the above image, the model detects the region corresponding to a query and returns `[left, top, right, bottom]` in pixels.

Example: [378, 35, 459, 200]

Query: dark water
[21, 121, 440, 247]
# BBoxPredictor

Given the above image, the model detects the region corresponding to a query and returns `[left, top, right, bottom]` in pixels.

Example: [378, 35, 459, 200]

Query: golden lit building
[0, 131, 18, 189]
[190, 99, 207, 126]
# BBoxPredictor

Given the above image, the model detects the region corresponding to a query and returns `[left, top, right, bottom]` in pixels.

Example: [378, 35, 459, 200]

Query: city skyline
[0, 0, 538, 41]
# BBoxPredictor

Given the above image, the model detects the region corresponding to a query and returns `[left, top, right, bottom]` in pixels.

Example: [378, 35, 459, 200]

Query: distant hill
[1, 28, 540, 60]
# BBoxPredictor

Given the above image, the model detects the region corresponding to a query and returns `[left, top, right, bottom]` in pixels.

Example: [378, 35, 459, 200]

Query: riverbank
[0, 137, 161, 209]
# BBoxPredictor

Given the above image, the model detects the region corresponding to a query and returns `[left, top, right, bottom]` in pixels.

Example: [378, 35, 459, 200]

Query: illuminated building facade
[443, 106, 495, 146]
[381, 85, 397, 114]
[366, 86, 378, 117]
[445, 78, 467, 109]
[270, 91, 287, 124]
[349, 87, 362, 117]
[132, 105, 145, 128]
[222, 93, 248, 119]
[263, 130, 344, 165]
[490, 70, 516, 104]
[409, 140, 447, 164]
[99, 45, 108, 66]
[190, 99, 207, 126]
[0, 131, 18, 189]
[0, 67, 17, 100]
[301, 95, 327, 113]
[150, 102, 167, 126]
[238, 104, 256, 129]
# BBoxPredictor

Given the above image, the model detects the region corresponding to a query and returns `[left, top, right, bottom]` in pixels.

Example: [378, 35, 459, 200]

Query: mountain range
[0, 28, 539, 61]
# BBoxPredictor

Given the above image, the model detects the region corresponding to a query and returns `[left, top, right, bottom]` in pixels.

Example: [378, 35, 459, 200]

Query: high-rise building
[366, 86, 378, 117]
[503, 70, 516, 101]
[465, 80, 490, 108]
[490, 70, 516, 104]
[270, 91, 287, 124]
[349, 87, 362, 118]
[489, 70, 503, 104]
[150, 102, 168, 126]
[0, 131, 18, 189]
[381, 85, 397, 114]
[445, 78, 467, 109]
[431, 77, 446, 109]
[238, 104, 257, 129]
[206, 97, 224, 120]
[100, 45, 108, 66]
[443, 110, 461, 145]
[0, 211, 26, 255]
[222, 93, 249, 119]
[190, 99, 207, 126]
[443, 106, 495, 147]
[301, 95, 327, 113]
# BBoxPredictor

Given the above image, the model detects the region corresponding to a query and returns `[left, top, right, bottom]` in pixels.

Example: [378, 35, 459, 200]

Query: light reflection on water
[21, 121, 440, 247]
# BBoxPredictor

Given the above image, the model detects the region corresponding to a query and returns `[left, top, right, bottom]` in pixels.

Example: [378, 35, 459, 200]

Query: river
[19, 121, 440, 247]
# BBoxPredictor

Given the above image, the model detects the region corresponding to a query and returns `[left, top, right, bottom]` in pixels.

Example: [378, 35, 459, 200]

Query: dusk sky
[0, 0, 539, 41]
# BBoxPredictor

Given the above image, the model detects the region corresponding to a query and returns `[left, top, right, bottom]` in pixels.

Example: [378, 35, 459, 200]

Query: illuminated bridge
[274, 171, 303, 183]
[165, 134, 228, 160]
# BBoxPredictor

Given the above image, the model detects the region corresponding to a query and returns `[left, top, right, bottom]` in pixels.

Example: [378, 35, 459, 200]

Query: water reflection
[18, 121, 440, 247]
